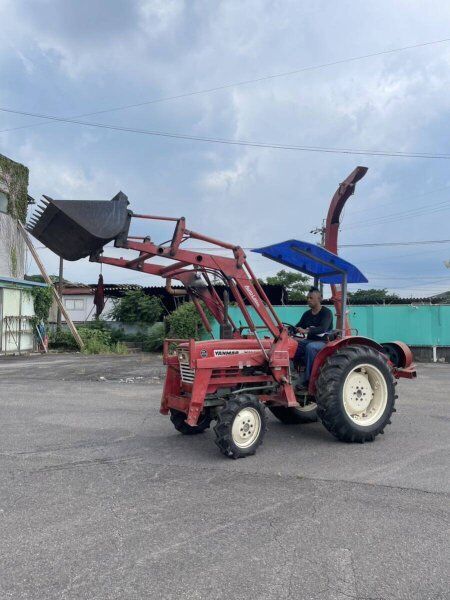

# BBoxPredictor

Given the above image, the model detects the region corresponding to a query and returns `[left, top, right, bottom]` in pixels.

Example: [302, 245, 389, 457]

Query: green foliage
[104, 322, 165, 352]
[349, 288, 399, 303]
[109, 290, 164, 324]
[166, 301, 208, 340]
[26, 274, 59, 284]
[0, 154, 29, 222]
[30, 286, 53, 327]
[143, 322, 165, 352]
[50, 325, 128, 355]
[262, 269, 311, 301]
[10, 247, 17, 277]
[50, 328, 80, 351]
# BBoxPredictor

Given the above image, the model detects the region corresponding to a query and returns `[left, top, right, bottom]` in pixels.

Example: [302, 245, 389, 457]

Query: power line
[340, 239, 450, 247]
[2, 106, 450, 159]
[346, 184, 450, 216]
[2, 36, 450, 135]
[95, 239, 448, 251]
[391, 278, 449, 290]
[343, 199, 450, 230]
[344, 197, 450, 227]
[36, 239, 450, 250]
[366, 273, 449, 280]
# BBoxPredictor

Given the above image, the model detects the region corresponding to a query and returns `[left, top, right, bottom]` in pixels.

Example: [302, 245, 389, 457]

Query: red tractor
[29, 166, 416, 458]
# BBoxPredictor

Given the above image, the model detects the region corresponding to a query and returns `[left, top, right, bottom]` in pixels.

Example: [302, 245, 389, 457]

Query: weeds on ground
[50, 326, 129, 355]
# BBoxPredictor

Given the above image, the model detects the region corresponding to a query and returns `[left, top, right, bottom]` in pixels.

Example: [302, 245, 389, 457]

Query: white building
[48, 283, 114, 324]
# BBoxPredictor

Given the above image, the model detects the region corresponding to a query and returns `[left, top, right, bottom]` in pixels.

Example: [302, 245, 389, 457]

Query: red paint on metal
[388, 340, 414, 368]
[324, 166, 368, 333]
[307, 336, 386, 395]
[393, 366, 417, 379]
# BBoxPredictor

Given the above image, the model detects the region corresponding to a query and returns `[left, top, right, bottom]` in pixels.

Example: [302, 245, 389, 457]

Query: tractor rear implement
[28, 167, 416, 458]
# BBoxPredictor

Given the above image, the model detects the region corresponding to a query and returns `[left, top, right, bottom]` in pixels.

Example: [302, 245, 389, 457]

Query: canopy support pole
[341, 273, 348, 335]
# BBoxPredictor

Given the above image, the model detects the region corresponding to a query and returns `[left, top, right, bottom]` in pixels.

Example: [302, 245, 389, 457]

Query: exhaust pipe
[27, 191, 131, 261]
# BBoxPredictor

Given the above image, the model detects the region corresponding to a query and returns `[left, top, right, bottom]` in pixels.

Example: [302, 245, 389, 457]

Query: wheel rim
[296, 401, 317, 413]
[342, 363, 388, 427]
[231, 407, 261, 448]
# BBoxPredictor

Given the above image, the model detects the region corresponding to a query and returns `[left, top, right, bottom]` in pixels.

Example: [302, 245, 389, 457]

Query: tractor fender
[308, 336, 386, 395]
[380, 341, 414, 369]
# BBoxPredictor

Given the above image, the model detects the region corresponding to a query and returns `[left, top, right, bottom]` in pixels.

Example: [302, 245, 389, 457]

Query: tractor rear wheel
[268, 401, 318, 424]
[315, 345, 396, 443]
[214, 394, 267, 459]
[170, 408, 212, 435]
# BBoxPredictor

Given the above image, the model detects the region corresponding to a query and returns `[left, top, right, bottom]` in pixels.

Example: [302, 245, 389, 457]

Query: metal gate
[0, 287, 35, 355]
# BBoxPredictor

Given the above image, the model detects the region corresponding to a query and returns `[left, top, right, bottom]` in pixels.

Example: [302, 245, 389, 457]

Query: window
[0, 190, 8, 213]
[65, 298, 85, 310]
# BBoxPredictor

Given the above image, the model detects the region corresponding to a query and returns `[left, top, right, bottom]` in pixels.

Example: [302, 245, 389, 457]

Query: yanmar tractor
[28, 166, 416, 458]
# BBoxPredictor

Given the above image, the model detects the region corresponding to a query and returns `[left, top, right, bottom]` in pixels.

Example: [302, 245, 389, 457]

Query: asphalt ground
[0, 353, 449, 600]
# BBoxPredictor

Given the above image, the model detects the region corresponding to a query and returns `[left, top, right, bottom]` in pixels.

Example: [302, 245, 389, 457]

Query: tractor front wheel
[170, 408, 212, 435]
[214, 394, 267, 459]
[315, 345, 396, 443]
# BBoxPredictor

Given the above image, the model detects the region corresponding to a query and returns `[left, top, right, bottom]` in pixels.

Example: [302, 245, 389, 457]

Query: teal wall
[211, 304, 450, 346]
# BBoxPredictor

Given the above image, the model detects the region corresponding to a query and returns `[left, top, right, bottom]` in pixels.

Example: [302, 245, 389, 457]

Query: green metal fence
[210, 304, 450, 346]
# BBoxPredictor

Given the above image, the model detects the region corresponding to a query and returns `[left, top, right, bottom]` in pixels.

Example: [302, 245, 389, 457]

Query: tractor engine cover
[27, 191, 131, 261]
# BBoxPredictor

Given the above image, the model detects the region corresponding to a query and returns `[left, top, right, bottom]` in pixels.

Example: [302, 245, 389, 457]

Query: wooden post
[17, 221, 85, 350]
[57, 256, 63, 329]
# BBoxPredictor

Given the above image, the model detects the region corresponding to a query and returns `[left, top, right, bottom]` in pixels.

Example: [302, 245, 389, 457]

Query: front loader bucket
[27, 191, 131, 261]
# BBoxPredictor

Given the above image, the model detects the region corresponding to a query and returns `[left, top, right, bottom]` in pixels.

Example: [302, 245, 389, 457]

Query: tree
[166, 301, 205, 339]
[348, 288, 399, 303]
[30, 286, 53, 324]
[109, 290, 164, 324]
[262, 269, 311, 301]
[26, 274, 58, 283]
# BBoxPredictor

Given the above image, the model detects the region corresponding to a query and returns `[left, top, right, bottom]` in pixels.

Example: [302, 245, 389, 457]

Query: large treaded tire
[170, 408, 212, 435]
[315, 345, 396, 443]
[268, 404, 318, 424]
[214, 394, 267, 459]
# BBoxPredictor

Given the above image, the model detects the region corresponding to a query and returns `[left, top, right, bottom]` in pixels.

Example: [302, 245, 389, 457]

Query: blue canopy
[252, 239, 368, 284]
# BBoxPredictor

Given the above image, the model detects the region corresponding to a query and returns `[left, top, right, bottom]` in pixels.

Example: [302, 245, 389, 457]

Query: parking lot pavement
[0, 354, 449, 600]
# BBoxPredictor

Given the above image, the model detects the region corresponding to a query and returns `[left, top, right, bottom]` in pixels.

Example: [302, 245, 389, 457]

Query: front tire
[315, 345, 396, 443]
[214, 394, 267, 459]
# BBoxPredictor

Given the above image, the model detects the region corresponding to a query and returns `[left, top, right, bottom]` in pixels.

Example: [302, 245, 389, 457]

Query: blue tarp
[252, 239, 368, 284]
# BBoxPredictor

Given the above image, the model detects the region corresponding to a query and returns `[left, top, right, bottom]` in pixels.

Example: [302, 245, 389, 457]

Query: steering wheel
[281, 322, 297, 336]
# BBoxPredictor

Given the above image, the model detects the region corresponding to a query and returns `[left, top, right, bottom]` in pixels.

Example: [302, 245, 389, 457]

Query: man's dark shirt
[295, 306, 333, 341]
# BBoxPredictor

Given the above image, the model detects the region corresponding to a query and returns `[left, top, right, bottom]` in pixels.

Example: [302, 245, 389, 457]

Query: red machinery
[28, 167, 416, 458]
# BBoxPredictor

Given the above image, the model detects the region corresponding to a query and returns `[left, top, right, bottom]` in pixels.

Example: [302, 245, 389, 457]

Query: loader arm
[96, 219, 284, 344]
[27, 196, 285, 345]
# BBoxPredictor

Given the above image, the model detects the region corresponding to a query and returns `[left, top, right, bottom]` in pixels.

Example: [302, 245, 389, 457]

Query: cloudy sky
[1, 0, 450, 297]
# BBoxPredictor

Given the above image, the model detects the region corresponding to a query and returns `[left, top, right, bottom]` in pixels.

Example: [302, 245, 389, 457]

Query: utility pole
[56, 256, 63, 330]
[310, 220, 326, 296]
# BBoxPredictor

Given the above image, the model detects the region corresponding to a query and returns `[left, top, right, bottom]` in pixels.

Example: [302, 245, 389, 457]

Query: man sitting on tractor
[294, 287, 333, 388]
